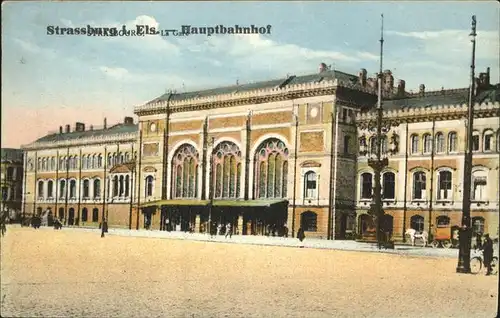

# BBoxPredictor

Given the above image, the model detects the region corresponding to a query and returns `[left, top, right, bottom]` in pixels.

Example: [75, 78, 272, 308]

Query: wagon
[430, 225, 459, 248]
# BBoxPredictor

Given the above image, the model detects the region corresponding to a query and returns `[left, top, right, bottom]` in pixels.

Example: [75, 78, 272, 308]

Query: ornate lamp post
[367, 14, 389, 249]
[456, 15, 477, 274]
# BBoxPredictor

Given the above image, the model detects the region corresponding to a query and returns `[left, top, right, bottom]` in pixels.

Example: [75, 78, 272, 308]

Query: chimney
[397, 80, 406, 97]
[319, 62, 328, 73]
[65, 124, 71, 133]
[75, 122, 85, 132]
[104, 118, 107, 129]
[419, 84, 425, 97]
[358, 68, 367, 86]
[124, 117, 134, 125]
[59, 126, 63, 134]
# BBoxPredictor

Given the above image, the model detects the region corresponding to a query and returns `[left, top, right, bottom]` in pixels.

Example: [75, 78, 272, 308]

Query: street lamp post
[367, 14, 388, 249]
[207, 137, 215, 235]
[456, 15, 477, 274]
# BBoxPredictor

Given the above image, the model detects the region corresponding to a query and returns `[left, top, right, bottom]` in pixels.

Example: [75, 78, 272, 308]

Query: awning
[141, 199, 210, 208]
[140, 199, 288, 208]
[212, 199, 288, 208]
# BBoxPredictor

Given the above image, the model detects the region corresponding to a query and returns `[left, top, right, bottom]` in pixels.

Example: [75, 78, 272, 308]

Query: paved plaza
[1, 226, 498, 317]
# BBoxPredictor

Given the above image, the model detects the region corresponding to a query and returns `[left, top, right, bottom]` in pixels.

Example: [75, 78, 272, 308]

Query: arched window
[381, 136, 388, 155]
[472, 217, 485, 234]
[410, 215, 425, 232]
[412, 171, 427, 200]
[360, 173, 372, 199]
[382, 172, 395, 199]
[82, 156, 88, 170]
[37, 180, 44, 198]
[472, 130, 480, 151]
[254, 138, 289, 198]
[343, 135, 351, 154]
[145, 176, 154, 197]
[119, 152, 124, 164]
[483, 130, 494, 152]
[410, 134, 419, 154]
[212, 141, 241, 199]
[172, 144, 199, 198]
[82, 179, 90, 198]
[448, 132, 458, 152]
[107, 154, 112, 167]
[51, 157, 56, 171]
[119, 175, 124, 196]
[125, 175, 130, 197]
[6, 167, 14, 181]
[47, 180, 54, 198]
[125, 152, 130, 162]
[300, 211, 317, 232]
[69, 180, 77, 198]
[304, 171, 317, 199]
[37, 158, 42, 171]
[98, 155, 103, 168]
[59, 180, 66, 198]
[81, 208, 88, 222]
[437, 170, 452, 200]
[435, 132, 445, 153]
[92, 208, 99, 222]
[93, 179, 101, 198]
[113, 176, 119, 197]
[369, 137, 377, 155]
[471, 170, 487, 201]
[436, 215, 450, 227]
[423, 134, 432, 154]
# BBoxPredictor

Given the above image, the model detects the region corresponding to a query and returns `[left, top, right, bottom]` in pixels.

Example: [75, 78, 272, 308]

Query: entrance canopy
[140, 199, 288, 209]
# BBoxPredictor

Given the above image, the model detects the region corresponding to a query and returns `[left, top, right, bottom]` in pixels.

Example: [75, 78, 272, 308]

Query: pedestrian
[225, 222, 232, 239]
[165, 218, 170, 232]
[481, 233, 494, 275]
[217, 223, 222, 236]
[101, 218, 107, 238]
[297, 227, 305, 247]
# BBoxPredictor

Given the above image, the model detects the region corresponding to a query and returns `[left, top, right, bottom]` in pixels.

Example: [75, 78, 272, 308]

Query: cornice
[134, 79, 374, 116]
[21, 132, 138, 151]
[356, 102, 500, 129]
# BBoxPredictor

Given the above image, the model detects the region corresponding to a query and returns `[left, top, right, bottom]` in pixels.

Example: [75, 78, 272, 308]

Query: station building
[21, 64, 500, 240]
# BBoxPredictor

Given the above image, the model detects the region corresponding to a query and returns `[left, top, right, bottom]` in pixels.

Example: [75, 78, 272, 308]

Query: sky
[2, 1, 499, 148]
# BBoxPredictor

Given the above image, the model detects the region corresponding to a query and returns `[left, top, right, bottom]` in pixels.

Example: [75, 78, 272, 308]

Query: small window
[437, 171, 452, 200]
[448, 132, 458, 152]
[410, 215, 425, 232]
[344, 136, 351, 154]
[484, 132, 493, 151]
[304, 171, 317, 199]
[145, 176, 154, 197]
[360, 173, 372, 199]
[472, 133, 480, 151]
[382, 172, 395, 199]
[410, 135, 419, 154]
[436, 215, 450, 227]
[472, 217, 485, 234]
[92, 208, 99, 222]
[81, 208, 88, 222]
[301, 211, 317, 232]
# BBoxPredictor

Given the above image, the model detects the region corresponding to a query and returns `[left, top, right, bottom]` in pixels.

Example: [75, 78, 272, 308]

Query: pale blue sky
[2, 1, 499, 147]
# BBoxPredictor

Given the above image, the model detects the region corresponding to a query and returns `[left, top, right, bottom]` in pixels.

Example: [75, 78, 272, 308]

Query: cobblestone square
[1, 227, 498, 317]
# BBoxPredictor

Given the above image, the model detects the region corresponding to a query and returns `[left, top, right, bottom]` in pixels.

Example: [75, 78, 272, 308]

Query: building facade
[1, 148, 24, 222]
[21, 118, 138, 228]
[134, 66, 378, 239]
[355, 69, 500, 241]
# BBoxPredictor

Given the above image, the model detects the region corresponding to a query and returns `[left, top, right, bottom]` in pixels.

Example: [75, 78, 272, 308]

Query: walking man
[481, 233, 494, 275]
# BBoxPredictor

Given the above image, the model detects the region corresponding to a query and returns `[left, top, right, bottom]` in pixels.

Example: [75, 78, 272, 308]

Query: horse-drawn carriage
[430, 224, 459, 248]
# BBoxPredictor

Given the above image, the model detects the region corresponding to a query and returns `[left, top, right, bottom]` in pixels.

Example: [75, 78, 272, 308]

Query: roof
[1, 148, 23, 162]
[382, 84, 500, 110]
[147, 69, 360, 104]
[33, 123, 138, 143]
